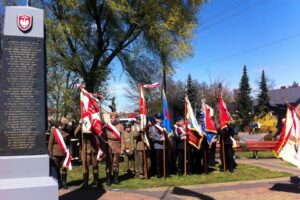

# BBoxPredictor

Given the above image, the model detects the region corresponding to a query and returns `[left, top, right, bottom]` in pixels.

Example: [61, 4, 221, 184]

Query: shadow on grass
[60, 187, 106, 200]
[270, 176, 300, 194]
[171, 186, 215, 200]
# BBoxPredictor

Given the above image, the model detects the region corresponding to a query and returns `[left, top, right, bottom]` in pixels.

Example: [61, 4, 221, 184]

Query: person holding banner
[74, 122, 102, 188]
[173, 116, 190, 176]
[149, 113, 168, 178]
[103, 112, 125, 185]
[48, 117, 72, 189]
[133, 116, 151, 179]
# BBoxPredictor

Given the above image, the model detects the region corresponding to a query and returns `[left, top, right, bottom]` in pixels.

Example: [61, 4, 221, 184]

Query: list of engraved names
[2, 39, 41, 150]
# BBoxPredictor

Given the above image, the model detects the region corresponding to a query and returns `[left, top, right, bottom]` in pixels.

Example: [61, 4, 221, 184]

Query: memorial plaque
[0, 7, 46, 156]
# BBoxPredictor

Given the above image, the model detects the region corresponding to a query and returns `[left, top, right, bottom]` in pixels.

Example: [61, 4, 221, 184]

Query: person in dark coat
[173, 116, 190, 176]
[149, 113, 168, 178]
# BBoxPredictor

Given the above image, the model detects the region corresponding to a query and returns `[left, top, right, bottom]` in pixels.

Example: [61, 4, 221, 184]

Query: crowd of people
[48, 112, 238, 189]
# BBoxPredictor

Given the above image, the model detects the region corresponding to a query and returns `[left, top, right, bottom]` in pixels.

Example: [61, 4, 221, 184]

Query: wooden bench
[246, 141, 277, 159]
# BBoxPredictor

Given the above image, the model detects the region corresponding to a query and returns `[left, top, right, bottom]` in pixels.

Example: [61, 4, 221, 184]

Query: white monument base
[0, 155, 58, 200]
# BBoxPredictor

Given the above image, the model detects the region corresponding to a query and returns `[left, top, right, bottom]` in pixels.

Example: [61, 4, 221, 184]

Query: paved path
[59, 158, 300, 200]
[238, 132, 267, 142]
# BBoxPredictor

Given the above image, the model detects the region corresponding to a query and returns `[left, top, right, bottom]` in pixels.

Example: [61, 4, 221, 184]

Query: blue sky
[110, 0, 300, 112]
[3, 1, 300, 112]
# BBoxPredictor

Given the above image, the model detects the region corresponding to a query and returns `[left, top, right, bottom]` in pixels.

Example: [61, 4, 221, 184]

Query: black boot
[113, 171, 119, 185]
[82, 173, 89, 188]
[93, 173, 100, 187]
[106, 172, 112, 186]
[62, 174, 68, 189]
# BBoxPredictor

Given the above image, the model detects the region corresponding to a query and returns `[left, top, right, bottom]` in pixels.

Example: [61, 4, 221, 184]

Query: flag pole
[219, 84, 227, 172]
[79, 88, 88, 184]
[202, 93, 208, 174]
[184, 96, 187, 176]
[141, 131, 148, 179]
[139, 84, 148, 179]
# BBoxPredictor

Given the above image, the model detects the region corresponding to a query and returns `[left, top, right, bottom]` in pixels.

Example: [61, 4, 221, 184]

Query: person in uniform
[173, 116, 189, 176]
[123, 123, 135, 174]
[149, 113, 167, 178]
[48, 117, 71, 189]
[74, 121, 101, 188]
[219, 124, 235, 173]
[133, 116, 151, 179]
[103, 112, 125, 185]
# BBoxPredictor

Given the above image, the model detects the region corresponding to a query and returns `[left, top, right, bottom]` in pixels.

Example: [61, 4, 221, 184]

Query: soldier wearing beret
[173, 116, 191, 176]
[48, 117, 71, 189]
[103, 112, 125, 185]
[149, 113, 168, 178]
[123, 123, 135, 174]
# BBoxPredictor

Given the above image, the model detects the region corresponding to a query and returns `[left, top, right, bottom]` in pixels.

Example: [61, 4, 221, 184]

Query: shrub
[263, 133, 274, 141]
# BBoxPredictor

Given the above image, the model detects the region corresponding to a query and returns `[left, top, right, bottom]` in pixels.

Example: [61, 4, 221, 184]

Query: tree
[36, 0, 204, 93]
[236, 65, 253, 129]
[186, 74, 198, 111]
[47, 65, 80, 123]
[257, 70, 270, 116]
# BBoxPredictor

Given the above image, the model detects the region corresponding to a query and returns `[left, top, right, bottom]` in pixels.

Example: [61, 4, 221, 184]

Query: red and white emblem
[17, 14, 33, 32]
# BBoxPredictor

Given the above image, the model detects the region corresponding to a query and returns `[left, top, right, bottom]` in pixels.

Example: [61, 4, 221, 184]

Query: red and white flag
[78, 84, 103, 136]
[142, 82, 160, 89]
[219, 94, 233, 130]
[139, 84, 147, 131]
[52, 128, 72, 170]
[274, 105, 300, 168]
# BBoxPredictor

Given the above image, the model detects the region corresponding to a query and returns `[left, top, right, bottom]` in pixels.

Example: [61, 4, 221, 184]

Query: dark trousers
[52, 156, 67, 183]
[200, 145, 209, 173]
[190, 147, 201, 173]
[209, 142, 216, 165]
[225, 145, 234, 171]
[220, 144, 234, 172]
[177, 150, 184, 174]
[155, 149, 168, 177]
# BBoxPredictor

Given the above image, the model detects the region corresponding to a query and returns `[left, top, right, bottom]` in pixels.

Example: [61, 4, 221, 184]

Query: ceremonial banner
[78, 84, 103, 136]
[201, 99, 217, 145]
[163, 90, 173, 136]
[52, 128, 72, 170]
[219, 94, 233, 130]
[139, 84, 147, 131]
[185, 96, 203, 149]
[138, 83, 158, 147]
[274, 106, 300, 168]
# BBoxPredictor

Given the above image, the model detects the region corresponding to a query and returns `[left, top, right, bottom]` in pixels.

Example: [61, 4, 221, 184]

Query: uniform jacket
[133, 123, 150, 151]
[104, 122, 125, 154]
[124, 129, 135, 154]
[48, 128, 69, 157]
[173, 125, 187, 150]
[149, 123, 166, 150]
[74, 123, 99, 153]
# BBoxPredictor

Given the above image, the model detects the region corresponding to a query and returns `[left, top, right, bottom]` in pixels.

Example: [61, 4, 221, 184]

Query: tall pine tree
[257, 70, 270, 116]
[236, 65, 253, 128]
[186, 74, 197, 110]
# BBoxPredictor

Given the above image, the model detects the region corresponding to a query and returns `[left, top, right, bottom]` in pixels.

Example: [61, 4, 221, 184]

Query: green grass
[279, 160, 300, 168]
[235, 151, 276, 159]
[66, 161, 291, 189]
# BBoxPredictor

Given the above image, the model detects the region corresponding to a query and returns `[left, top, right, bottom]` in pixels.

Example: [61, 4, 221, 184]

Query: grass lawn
[66, 161, 291, 189]
[235, 151, 276, 159]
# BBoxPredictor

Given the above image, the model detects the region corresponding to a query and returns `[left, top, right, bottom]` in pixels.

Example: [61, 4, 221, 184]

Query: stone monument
[0, 6, 57, 200]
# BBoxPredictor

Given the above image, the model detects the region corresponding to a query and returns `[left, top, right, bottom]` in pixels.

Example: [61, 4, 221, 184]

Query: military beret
[154, 113, 163, 120]
[175, 116, 184, 122]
